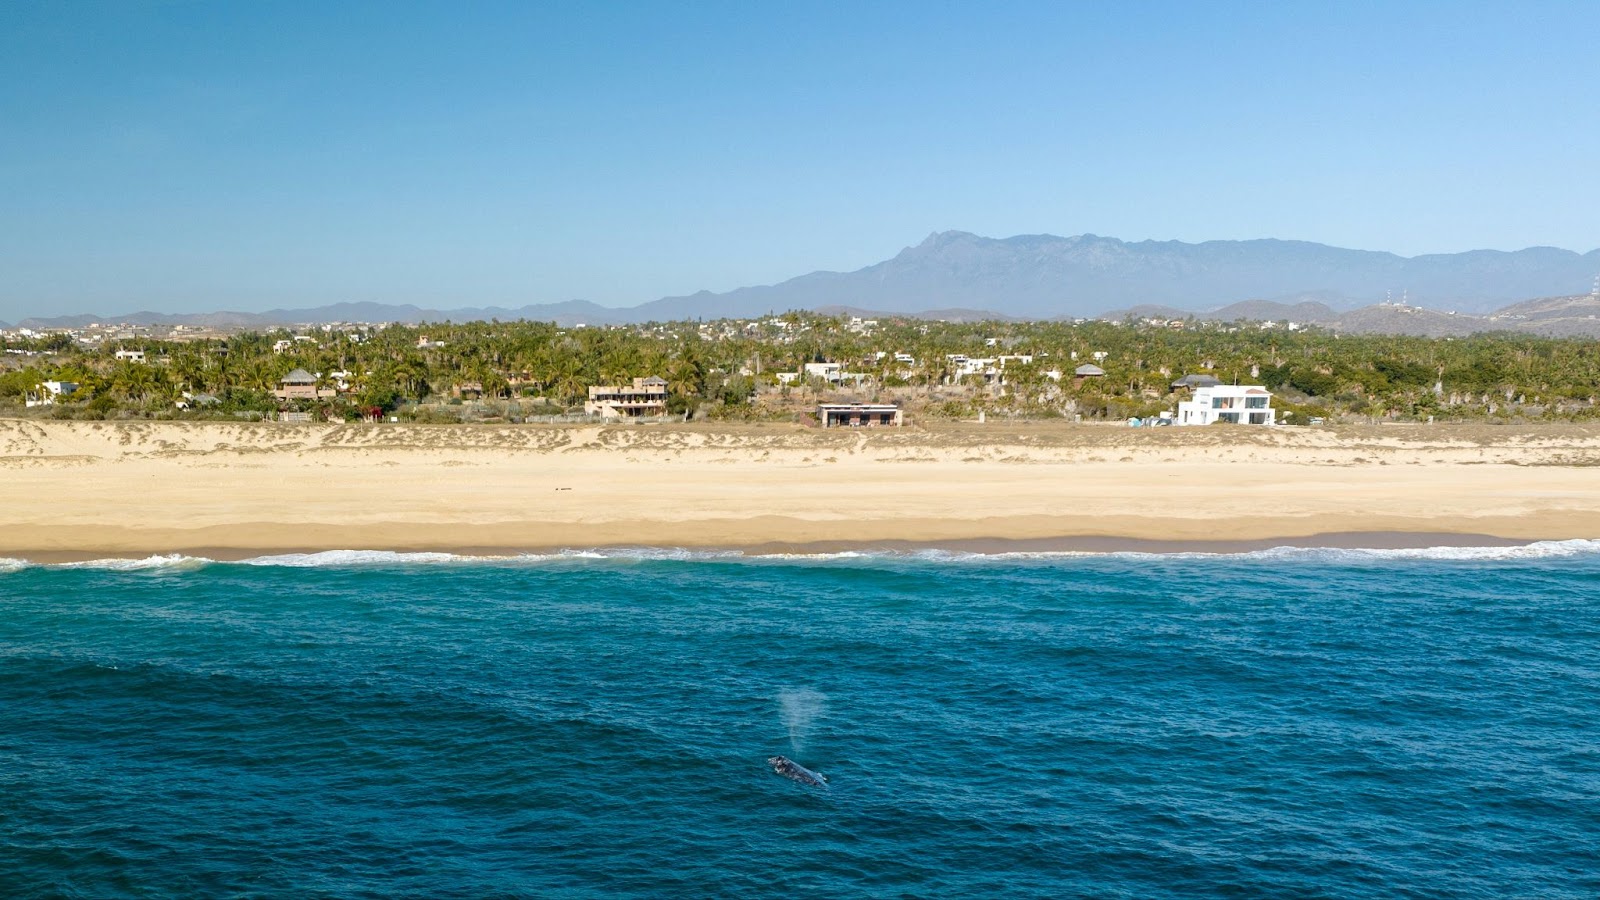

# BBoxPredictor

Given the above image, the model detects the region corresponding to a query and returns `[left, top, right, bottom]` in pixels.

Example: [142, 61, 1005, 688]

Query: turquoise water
[2, 547, 1597, 898]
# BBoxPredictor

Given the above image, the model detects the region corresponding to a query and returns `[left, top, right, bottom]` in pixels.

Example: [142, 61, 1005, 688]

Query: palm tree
[110, 361, 158, 407]
[668, 355, 704, 401]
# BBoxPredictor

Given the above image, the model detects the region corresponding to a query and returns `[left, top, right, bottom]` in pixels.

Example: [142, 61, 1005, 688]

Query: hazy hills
[644, 232, 1598, 320]
[7, 301, 622, 332]
[1105, 293, 1600, 338]
[9, 231, 1600, 334]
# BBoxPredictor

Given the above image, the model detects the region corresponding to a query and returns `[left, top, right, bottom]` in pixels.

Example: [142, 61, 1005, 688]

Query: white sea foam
[240, 549, 497, 567]
[1245, 539, 1600, 562]
[10, 539, 1598, 572]
[549, 547, 745, 562]
[56, 554, 212, 571]
[952, 539, 1600, 564]
[236, 547, 752, 567]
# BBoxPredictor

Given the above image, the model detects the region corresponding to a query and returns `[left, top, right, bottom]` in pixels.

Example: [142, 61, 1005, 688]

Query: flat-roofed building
[25, 380, 78, 407]
[1176, 385, 1275, 426]
[586, 376, 668, 418]
[818, 403, 903, 428]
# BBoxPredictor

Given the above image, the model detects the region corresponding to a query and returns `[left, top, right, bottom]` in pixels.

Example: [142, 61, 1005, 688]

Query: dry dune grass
[3, 419, 1600, 559]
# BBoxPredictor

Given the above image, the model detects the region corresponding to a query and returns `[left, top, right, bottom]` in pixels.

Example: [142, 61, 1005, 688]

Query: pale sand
[3, 419, 1600, 560]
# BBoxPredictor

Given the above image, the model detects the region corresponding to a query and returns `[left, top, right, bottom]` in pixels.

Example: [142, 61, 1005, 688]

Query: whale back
[769, 755, 827, 787]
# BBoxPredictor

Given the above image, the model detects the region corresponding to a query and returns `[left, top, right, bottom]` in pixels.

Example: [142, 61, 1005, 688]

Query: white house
[803, 362, 843, 382]
[25, 381, 79, 407]
[1176, 385, 1276, 426]
[778, 362, 867, 385]
[114, 349, 146, 363]
[947, 354, 1037, 385]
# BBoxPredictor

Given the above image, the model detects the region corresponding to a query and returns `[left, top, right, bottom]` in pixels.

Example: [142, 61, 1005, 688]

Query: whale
[769, 755, 827, 787]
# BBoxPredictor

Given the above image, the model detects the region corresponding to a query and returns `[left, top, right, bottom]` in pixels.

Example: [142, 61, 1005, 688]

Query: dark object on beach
[769, 755, 827, 787]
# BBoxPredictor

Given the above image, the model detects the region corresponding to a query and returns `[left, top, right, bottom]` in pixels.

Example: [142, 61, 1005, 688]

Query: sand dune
[3, 419, 1600, 560]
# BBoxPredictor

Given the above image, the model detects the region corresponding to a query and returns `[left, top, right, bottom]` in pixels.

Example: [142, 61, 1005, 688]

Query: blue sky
[2, 1, 1597, 319]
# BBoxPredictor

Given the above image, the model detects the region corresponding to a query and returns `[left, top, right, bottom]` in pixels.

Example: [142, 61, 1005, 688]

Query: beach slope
[3, 420, 1600, 559]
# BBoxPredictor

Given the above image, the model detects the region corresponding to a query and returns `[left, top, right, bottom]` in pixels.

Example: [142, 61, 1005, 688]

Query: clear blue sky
[2, 0, 1597, 320]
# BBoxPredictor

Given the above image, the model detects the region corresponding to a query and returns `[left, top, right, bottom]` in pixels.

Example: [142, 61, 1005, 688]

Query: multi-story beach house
[273, 369, 335, 402]
[1176, 385, 1276, 426]
[585, 376, 669, 418]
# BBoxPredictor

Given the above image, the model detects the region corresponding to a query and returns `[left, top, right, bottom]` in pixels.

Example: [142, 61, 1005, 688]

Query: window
[1245, 397, 1267, 409]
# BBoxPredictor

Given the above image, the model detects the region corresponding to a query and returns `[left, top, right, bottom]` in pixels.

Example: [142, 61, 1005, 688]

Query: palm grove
[3, 314, 1600, 423]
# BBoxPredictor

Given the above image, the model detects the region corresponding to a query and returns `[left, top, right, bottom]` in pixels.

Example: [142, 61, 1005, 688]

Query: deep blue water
[1, 546, 1598, 898]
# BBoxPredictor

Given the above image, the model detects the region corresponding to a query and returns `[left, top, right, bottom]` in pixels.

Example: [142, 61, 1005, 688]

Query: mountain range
[7, 232, 1599, 333]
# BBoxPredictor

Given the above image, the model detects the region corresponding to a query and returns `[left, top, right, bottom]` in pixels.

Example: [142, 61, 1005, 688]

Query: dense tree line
[3, 314, 1599, 422]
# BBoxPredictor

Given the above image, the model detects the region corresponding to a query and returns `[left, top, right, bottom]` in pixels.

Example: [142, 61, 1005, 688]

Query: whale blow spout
[769, 755, 827, 787]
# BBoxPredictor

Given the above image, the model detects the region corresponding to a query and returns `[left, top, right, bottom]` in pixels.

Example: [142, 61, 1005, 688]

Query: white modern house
[25, 380, 79, 407]
[776, 361, 868, 386]
[1176, 385, 1276, 426]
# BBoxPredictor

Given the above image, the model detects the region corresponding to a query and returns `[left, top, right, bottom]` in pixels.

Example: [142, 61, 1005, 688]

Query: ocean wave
[225, 540, 1600, 566]
[239, 550, 484, 567]
[238, 548, 751, 567]
[55, 554, 212, 571]
[4, 540, 1599, 573]
[940, 539, 1600, 564]
[1233, 539, 1600, 562]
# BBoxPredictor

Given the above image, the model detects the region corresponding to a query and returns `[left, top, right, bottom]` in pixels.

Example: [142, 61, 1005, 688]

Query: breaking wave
[54, 554, 211, 571]
[3, 540, 1599, 573]
[240, 550, 483, 567]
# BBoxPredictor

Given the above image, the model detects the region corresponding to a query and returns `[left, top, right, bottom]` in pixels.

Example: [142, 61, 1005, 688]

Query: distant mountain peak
[10, 231, 1599, 332]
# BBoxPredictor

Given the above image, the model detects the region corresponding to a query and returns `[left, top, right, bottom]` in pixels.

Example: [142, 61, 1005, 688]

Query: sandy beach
[3, 418, 1600, 560]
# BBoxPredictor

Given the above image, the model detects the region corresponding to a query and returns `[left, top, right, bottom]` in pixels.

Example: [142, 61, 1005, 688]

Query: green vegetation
[3, 314, 1599, 423]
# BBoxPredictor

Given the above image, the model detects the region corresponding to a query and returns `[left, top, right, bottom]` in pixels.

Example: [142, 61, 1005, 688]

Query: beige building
[818, 403, 903, 428]
[586, 376, 669, 418]
[273, 368, 335, 402]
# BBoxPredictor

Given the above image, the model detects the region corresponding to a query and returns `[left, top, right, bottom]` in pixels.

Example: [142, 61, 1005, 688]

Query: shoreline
[0, 532, 1557, 566]
[0, 528, 1548, 563]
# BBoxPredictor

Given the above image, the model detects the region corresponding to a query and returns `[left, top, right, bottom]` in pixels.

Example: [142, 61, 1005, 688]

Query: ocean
[1, 546, 1597, 898]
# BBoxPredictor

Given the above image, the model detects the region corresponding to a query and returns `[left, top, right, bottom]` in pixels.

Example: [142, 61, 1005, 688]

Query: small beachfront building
[1073, 363, 1105, 386]
[273, 368, 334, 401]
[818, 403, 903, 428]
[25, 380, 78, 407]
[1171, 373, 1222, 391]
[1176, 385, 1276, 426]
[586, 376, 668, 418]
